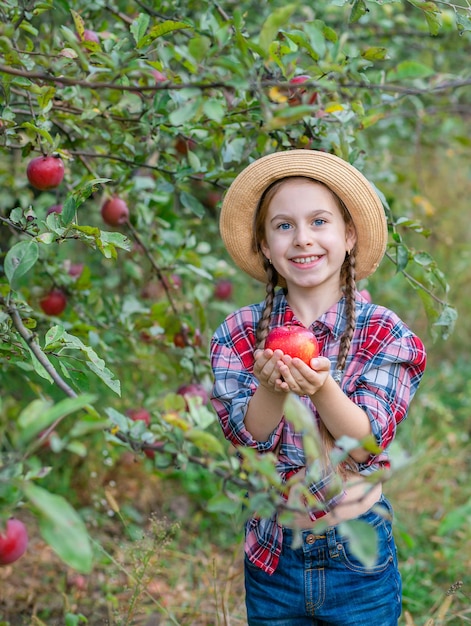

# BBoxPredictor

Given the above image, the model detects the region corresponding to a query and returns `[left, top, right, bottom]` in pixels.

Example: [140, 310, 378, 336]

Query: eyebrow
[269, 209, 334, 223]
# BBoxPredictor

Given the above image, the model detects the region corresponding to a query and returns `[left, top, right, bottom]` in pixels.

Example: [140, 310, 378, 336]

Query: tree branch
[2, 299, 78, 398]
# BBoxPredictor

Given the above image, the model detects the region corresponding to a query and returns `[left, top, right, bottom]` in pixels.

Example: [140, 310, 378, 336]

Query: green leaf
[437, 498, 471, 535]
[23, 483, 93, 573]
[4, 240, 39, 289]
[361, 47, 388, 61]
[17, 336, 54, 383]
[184, 429, 225, 456]
[136, 20, 192, 49]
[180, 191, 206, 218]
[207, 493, 240, 515]
[387, 60, 435, 81]
[350, 0, 367, 23]
[284, 395, 322, 464]
[21, 121, 54, 145]
[130, 13, 150, 45]
[86, 360, 121, 395]
[395, 243, 410, 272]
[61, 196, 77, 225]
[18, 394, 96, 444]
[203, 99, 225, 123]
[168, 99, 201, 126]
[259, 4, 297, 53]
[338, 519, 378, 568]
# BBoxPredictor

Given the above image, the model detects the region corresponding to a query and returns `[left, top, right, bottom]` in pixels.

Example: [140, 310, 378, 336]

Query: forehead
[267, 177, 340, 211]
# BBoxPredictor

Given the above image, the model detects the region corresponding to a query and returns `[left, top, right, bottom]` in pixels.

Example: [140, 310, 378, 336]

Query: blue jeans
[244, 495, 401, 625]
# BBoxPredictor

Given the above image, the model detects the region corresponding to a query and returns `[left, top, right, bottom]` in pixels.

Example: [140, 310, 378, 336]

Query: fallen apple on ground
[265, 325, 319, 365]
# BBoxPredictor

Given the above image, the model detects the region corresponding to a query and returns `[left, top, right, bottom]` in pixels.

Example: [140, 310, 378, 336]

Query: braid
[319, 250, 358, 479]
[336, 250, 357, 373]
[255, 263, 279, 349]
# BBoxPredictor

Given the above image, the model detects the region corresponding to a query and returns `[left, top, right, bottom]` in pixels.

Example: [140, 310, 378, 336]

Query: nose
[293, 225, 313, 247]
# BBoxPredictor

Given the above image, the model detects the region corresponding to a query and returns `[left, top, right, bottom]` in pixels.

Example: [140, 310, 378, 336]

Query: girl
[210, 150, 426, 625]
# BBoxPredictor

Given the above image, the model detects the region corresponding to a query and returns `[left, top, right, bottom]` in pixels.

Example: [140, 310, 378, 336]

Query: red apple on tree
[177, 383, 209, 407]
[0, 518, 29, 565]
[265, 325, 319, 365]
[101, 197, 129, 226]
[40, 289, 67, 316]
[82, 29, 100, 43]
[126, 408, 151, 427]
[287, 75, 318, 106]
[151, 69, 167, 82]
[68, 262, 84, 278]
[214, 279, 233, 301]
[27, 156, 65, 190]
[46, 203, 63, 215]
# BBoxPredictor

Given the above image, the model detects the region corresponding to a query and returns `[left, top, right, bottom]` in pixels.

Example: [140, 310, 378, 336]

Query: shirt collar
[271, 289, 348, 340]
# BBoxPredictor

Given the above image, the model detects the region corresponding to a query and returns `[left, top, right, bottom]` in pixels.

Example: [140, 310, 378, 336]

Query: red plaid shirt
[210, 290, 426, 574]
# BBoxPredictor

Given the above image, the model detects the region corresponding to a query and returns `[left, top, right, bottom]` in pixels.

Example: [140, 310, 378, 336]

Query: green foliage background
[0, 0, 470, 623]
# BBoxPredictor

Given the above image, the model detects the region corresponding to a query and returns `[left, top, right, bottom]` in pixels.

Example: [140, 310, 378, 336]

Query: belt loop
[326, 527, 339, 557]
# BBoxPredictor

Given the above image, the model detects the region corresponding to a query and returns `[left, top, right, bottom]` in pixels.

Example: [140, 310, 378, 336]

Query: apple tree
[0, 0, 468, 572]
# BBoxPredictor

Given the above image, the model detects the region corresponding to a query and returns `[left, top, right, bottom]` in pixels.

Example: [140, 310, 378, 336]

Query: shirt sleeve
[210, 308, 283, 452]
[344, 307, 427, 464]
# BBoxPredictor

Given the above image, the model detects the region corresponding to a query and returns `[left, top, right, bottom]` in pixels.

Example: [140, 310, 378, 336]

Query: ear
[345, 224, 357, 253]
[260, 240, 270, 263]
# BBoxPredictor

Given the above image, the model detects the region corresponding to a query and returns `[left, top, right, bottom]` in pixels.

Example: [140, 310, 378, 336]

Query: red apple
[173, 331, 188, 348]
[151, 69, 167, 82]
[0, 518, 28, 565]
[40, 289, 67, 316]
[287, 75, 318, 106]
[27, 156, 65, 190]
[214, 279, 233, 301]
[265, 325, 319, 365]
[68, 263, 84, 278]
[101, 197, 129, 226]
[177, 383, 209, 406]
[174, 136, 197, 156]
[82, 29, 99, 43]
[46, 204, 63, 215]
[126, 408, 151, 427]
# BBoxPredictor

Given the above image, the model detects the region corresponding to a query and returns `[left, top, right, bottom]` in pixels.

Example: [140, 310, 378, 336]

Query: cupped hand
[277, 354, 331, 396]
[253, 348, 289, 393]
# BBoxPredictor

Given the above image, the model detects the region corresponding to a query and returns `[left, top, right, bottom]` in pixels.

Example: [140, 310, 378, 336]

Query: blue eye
[277, 222, 291, 230]
[313, 218, 326, 227]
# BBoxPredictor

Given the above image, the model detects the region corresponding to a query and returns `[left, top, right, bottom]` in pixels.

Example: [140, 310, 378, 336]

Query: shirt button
[306, 534, 316, 544]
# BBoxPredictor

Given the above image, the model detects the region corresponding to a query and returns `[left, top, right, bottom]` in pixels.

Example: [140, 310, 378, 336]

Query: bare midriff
[285, 469, 383, 530]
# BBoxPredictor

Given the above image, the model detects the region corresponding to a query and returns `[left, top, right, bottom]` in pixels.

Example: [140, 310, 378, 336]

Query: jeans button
[306, 534, 316, 544]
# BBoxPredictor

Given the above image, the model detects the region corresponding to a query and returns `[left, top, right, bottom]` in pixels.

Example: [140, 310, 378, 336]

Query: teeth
[292, 256, 318, 264]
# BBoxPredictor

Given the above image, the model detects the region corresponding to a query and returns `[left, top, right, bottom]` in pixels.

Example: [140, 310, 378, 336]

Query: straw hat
[220, 150, 388, 283]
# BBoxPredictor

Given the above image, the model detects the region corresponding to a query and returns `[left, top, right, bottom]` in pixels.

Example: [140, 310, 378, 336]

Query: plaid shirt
[210, 289, 426, 574]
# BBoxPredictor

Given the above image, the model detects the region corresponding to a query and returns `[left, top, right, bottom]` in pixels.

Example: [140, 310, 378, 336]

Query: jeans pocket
[336, 517, 396, 574]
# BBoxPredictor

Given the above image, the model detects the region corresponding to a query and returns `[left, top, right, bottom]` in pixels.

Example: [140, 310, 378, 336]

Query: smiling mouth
[291, 255, 320, 264]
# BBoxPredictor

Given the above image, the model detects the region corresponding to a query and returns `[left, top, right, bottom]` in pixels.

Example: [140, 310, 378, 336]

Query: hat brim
[220, 150, 388, 283]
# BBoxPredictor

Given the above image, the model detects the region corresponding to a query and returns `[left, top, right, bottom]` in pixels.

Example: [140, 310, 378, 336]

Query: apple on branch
[27, 155, 65, 191]
[265, 325, 319, 365]
[101, 197, 129, 226]
[177, 383, 209, 408]
[126, 408, 151, 427]
[0, 518, 29, 566]
[214, 279, 233, 301]
[287, 75, 318, 107]
[40, 289, 67, 316]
